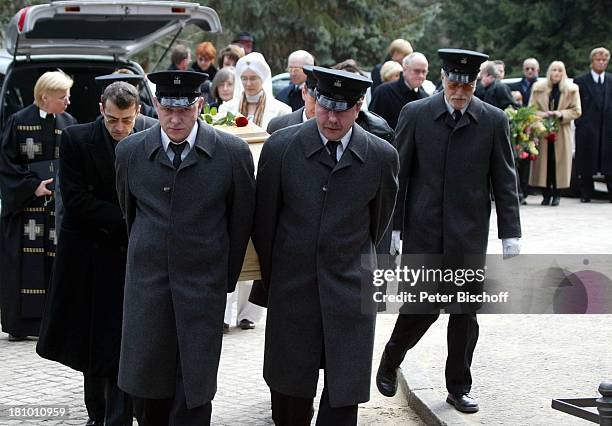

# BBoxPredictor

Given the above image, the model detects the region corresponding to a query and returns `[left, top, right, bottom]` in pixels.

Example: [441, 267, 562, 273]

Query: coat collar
[298, 119, 368, 171]
[145, 119, 215, 169]
[431, 91, 483, 129]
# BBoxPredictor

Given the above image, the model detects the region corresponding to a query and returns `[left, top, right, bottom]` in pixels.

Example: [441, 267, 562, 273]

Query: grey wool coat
[395, 92, 521, 255]
[115, 120, 255, 408]
[249, 119, 399, 407]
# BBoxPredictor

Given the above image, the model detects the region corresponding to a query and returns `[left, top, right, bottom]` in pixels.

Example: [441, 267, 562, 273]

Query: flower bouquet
[200, 103, 249, 127]
[543, 116, 559, 144]
[505, 106, 546, 163]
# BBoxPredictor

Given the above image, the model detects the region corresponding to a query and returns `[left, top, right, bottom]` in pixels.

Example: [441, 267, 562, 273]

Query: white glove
[390, 230, 402, 255]
[502, 238, 521, 259]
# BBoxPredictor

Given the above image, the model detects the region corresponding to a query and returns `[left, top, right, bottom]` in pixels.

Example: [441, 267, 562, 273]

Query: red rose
[546, 132, 556, 143]
[235, 116, 249, 127]
[519, 152, 529, 159]
[529, 154, 537, 161]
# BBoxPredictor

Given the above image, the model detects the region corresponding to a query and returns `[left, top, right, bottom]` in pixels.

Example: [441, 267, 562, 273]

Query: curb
[398, 357, 472, 426]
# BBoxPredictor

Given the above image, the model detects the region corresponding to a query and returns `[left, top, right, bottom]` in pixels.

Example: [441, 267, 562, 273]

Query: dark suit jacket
[574, 71, 612, 175]
[508, 77, 538, 106]
[276, 84, 304, 111]
[115, 120, 255, 408]
[37, 114, 157, 377]
[266, 106, 304, 134]
[250, 119, 398, 407]
[480, 80, 518, 110]
[369, 75, 429, 129]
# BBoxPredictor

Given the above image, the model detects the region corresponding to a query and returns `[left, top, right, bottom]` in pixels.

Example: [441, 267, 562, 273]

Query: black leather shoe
[85, 418, 103, 426]
[541, 197, 551, 206]
[239, 319, 255, 330]
[8, 334, 27, 342]
[581, 197, 591, 203]
[446, 393, 479, 413]
[376, 351, 399, 397]
[551, 196, 560, 206]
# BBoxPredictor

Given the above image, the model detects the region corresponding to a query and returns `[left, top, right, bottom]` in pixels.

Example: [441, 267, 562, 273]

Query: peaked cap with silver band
[148, 70, 208, 108]
[312, 66, 372, 111]
[438, 48, 489, 83]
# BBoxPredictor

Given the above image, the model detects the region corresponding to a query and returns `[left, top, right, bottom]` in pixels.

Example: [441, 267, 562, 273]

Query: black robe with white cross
[0, 103, 76, 336]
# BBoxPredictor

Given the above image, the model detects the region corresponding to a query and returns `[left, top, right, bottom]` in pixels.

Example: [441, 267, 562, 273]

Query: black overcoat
[395, 92, 521, 254]
[115, 120, 255, 408]
[36, 115, 156, 376]
[479, 80, 518, 111]
[266, 106, 304, 134]
[0, 104, 76, 336]
[369, 75, 429, 129]
[250, 119, 399, 407]
[574, 71, 612, 176]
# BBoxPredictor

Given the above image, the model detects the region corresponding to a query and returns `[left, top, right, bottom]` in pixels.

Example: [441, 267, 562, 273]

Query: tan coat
[528, 81, 581, 188]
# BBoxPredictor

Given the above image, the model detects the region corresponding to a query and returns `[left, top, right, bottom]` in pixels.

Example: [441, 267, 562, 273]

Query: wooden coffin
[213, 120, 266, 281]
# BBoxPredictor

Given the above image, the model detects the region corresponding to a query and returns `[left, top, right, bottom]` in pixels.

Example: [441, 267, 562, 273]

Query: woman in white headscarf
[219, 52, 291, 129]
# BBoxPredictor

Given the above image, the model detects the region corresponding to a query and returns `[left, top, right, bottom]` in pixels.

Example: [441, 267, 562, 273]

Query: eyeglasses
[240, 76, 261, 83]
[446, 80, 476, 90]
[104, 114, 137, 125]
[286, 66, 303, 72]
[524, 67, 536, 71]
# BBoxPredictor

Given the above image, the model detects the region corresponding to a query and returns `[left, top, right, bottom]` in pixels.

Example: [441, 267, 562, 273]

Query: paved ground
[397, 195, 612, 425]
[0, 307, 421, 425]
[1, 195, 610, 425]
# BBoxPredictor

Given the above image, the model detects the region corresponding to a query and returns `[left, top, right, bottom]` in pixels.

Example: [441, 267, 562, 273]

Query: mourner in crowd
[529, 61, 582, 206]
[209, 66, 236, 108]
[369, 52, 429, 129]
[115, 70, 255, 425]
[0, 70, 76, 342]
[276, 50, 315, 111]
[191, 41, 218, 82]
[494, 59, 506, 79]
[218, 44, 245, 69]
[219, 52, 291, 129]
[574, 46, 612, 202]
[370, 38, 413, 93]
[476, 61, 518, 110]
[232, 31, 255, 54]
[380, 60, 403, 83]
[250, 66, 399, 425]
[37, 80, 156, 426]
[509, 57, 540, 204]
[168, 44, 192, 71]
[376, 49, 521, 414]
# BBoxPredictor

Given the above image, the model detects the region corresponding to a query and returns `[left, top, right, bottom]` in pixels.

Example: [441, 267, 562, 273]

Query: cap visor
[445, 72, 476, 83]
[316, 93, 353, 111]
[158, 97, 198, 108]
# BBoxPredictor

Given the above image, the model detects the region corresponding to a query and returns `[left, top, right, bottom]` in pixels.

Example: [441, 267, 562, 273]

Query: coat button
[322, 185, 328, 192]
[163, 186, 171, 192]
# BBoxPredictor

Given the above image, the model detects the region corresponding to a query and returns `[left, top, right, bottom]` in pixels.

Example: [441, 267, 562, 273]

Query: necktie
[453, 110, 462, 125]
[326, 140, 340, 164]
[598, 75, 603, 85]
[170, 142, 187, 169]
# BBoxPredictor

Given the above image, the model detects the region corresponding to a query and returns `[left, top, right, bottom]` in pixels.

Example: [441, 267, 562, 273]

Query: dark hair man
[37, 80, 156, 425]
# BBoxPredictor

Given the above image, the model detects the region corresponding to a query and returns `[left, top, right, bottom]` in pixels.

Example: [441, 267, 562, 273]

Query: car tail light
[17, 7, 30, 33]
[64, 6, 81, 12]
[171, 7, 186, 13]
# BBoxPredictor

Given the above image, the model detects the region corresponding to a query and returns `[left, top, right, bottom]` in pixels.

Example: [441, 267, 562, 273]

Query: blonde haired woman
[219, 52, 291, 129]
[529, 61, 581, 206]
[0, 70, 76, 341]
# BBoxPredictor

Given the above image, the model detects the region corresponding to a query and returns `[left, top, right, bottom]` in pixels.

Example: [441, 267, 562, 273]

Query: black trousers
[83, 373, 133, 426]
[543, 141, 559, 199]
[385, 313, 479, 394]
[517, 158, 531, 200]
[132, 355, 212, 426]
[579, 174, 612, 201]
[270, 384, 358, 426]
